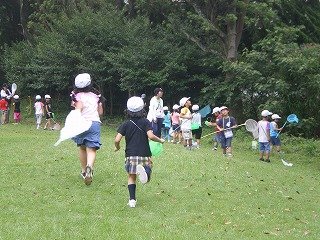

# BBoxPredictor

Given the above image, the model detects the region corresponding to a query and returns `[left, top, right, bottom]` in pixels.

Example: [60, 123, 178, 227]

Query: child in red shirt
[0, 96, 8, 124]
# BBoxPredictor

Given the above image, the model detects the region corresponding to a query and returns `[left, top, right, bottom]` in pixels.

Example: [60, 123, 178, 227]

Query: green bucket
[149, 140, 163, 157]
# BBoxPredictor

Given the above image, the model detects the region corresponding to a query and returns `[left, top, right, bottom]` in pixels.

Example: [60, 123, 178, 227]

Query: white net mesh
[245, 119, 258, 132]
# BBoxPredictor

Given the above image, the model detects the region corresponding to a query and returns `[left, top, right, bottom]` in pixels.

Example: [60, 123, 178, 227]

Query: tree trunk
[19, 0, 31, 42]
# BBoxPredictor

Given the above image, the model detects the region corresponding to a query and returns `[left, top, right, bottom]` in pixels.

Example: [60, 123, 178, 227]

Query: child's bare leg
[79, 146, 87, 172]
[86, 147, 96, 168]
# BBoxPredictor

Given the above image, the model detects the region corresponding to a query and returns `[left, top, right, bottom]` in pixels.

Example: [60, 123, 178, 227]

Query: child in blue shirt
[161, 106, 171, 142]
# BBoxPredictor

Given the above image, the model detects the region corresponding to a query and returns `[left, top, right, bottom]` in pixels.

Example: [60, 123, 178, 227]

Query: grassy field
[0, 121, 319, 239]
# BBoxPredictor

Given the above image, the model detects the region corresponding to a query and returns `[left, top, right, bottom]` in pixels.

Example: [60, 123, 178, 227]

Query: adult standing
[147, 88, 164, 138]
[1, 84, 12, 124]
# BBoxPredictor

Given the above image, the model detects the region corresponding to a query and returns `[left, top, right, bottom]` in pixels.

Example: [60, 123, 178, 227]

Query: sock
[128, 184, 136, 200]
[144, 165, 152, 182]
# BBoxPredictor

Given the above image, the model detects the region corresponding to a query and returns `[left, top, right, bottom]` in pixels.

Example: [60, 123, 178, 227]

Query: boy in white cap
[179, 97, 193, 149]
[191, 104, 202, 148]
[216, 106, 237, 157]
[115, 96, 165, 208]
[34, 95, 44, 129]
[44, 94, 53, 130]
[13, 95, 21, 124]
[270, 114, 283, 153]
[71, 73, 103, 185]
[258, 110, 273, 162]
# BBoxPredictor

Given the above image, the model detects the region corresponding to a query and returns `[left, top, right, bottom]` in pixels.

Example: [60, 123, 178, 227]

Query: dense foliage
[1, 0, 320, 137]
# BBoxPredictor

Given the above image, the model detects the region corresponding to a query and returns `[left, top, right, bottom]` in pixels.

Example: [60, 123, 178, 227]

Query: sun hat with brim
[212, 107, 220, 114]
[36, 95, 41, 100]
[192, 105, 199, 111]
[45, 94, 51, 99]
[127, 96, 144, 112]
[163, 106, 169, 111]
[219, 106, 228, 111]
[13, 95, 19, 99]
[172, 104, 180, 110]
[271, 114, 281, 120]
[179, 97, 190, 107]
[261, 110, 273, 117]
[75, 73, 91, 89]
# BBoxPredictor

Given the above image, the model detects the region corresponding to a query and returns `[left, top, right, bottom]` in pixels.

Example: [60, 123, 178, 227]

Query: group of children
[34, 94, 55, 130]
[0, 83, 21, 125]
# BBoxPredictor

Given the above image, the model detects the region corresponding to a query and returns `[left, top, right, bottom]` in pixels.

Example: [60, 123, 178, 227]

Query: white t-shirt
[258, 120, 270, 143]
[75, 92, 101, 122]
[34, 102, 44, 114]
[180, 107, 192, 130]
[191, 112, 202, 127]
[147, 96, 164, 122]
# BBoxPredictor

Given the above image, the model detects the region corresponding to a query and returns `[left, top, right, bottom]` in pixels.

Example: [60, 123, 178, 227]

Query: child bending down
[114, 96, 165, 208]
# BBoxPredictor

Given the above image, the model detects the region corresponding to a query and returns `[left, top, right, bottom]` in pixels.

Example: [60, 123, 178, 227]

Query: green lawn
[0, 122, 319, 239]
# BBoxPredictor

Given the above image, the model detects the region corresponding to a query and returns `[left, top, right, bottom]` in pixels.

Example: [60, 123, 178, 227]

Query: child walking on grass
[13, 95, 21, 124]
[179, 97, 193, 149]
[34, 95, 44, 129]
[191, 104, 202, 148]
[71, 73, 103, 185]
[114, 96, 165, 208]
[258, 110, 272, 162]
[216, 106, 237, 157]
[170, 104, 181, 144]
[270, 114, 283, 153]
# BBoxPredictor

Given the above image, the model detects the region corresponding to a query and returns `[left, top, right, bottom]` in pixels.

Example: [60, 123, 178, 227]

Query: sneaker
[212, 147, 217, 151]
[265, 159, 271, 163]
[259, 158, 264, 162]
[227, 153, 232, 157]
[84, 165, 93, 185]
[128, 199, 137, 208]
[136, 165, 148, 184]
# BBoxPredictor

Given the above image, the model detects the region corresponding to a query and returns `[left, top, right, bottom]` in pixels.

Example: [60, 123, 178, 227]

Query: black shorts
[46, 112, 53, 119]
[192, 127, 202, 139]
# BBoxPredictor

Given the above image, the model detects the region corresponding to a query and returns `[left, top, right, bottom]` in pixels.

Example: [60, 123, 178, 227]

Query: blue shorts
[212, 134, 221, 143]
[172, 124, 180, 132]
[72, 121, 101, 150]
[220, 136, 232, 148]
[270, 136, 281, 146]
[259, 142, 270, 153]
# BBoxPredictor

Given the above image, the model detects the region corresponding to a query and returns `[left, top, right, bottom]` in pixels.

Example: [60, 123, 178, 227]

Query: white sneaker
[136, 165, 148, 184]
[128, 199, 137, 208]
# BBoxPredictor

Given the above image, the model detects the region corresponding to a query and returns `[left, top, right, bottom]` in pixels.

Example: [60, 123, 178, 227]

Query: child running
[258, 110, 273, 162]
[270, 114, 283, 153]
[179, 97, 193, 149]
[114, 96, 165, 208]
[71, 73, 103, 185]
[13, 95, 21, 124]
[217, 106, 237, 157]
[191, 104, 202, 148]
[34, 95, 44, 129]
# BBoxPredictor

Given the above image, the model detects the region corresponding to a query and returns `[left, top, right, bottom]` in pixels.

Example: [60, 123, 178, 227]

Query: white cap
[45, 94, 51, 99]
[271, 114, 281, 119]
[212, 107, 220, 114]
[127, 96, 144, 112]
[172, 104, 179, 110]
[36, 95, 41, 100]
[261, 110, 273, 117]
[179, 97, 190, 107]
[192, 104, 199, 111]
[219, 106, 228, 111]
[75, 73, 91, 88]
[13, 95, 19, 99]
[163, 106, 169, 111]
[1, 92, 7, 98]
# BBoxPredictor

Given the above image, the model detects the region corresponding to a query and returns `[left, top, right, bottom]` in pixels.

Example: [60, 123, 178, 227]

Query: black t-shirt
[45, 102, 52, 112]
[117, 118, 152, 157]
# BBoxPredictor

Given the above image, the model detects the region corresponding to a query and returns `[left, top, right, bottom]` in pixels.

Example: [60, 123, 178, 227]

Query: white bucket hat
[271, 114, 281, 120]
[35, 95, 41, 100]
[127, 96, 144, 112]
[179, 97, 190, 107]
[13, 95, 19, 99]
[261, 110, 273, 117]
[192, 104, 199, 111]
[163, 106, 169, 111]
[75, 73, 91, 89]
[45, 94, 51, 99]
[172, 104, 180, 110]
[212, 107, 220, 114]
[219, 106, 228, 111]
